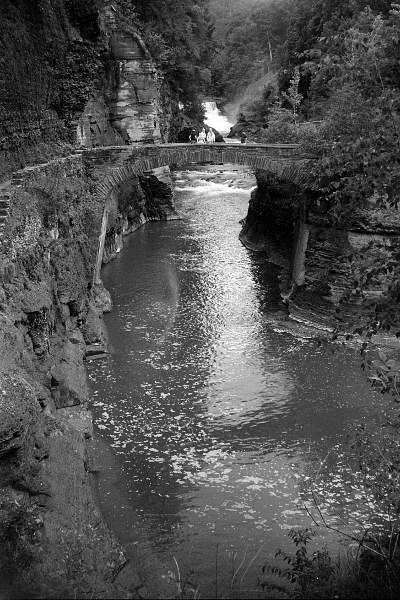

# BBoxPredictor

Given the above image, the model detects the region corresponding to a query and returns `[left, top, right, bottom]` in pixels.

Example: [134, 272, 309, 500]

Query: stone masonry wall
[100, 165, 178, 271]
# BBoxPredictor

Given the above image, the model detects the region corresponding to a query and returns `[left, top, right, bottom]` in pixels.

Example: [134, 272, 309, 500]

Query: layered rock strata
[0, 1, 180, 595]
[240, 170, 400, 332]
[0, 154, 176, 597]
[0, 2, 168, 182]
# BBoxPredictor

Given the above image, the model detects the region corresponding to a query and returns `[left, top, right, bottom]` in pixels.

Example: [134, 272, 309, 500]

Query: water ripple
[88, 163, 387, 598]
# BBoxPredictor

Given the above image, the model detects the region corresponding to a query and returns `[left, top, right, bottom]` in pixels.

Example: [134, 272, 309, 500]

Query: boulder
[91, 282, 113, 314]
[227, 113, 252, 139]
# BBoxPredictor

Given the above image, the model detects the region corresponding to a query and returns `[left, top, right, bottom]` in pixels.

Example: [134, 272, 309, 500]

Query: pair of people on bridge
[194, 128, 215, 144]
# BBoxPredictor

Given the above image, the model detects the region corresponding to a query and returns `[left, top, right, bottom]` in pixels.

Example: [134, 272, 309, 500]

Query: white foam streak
[175, 180, 255, 195]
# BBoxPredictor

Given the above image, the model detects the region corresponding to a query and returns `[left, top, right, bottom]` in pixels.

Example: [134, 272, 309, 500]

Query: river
[87, 164, 387, 598]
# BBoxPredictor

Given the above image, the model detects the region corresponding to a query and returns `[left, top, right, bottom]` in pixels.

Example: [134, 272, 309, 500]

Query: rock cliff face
[0, 2, 178, 596]
[77, 9, 164, 147]
[240, 170, 400, 331]
[0, 148, 176, 596]
[105, 21, 162, 143]
[0, 1, 173, 181]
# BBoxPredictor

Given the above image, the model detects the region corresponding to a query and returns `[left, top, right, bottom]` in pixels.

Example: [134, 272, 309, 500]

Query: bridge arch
[82, 143, 313, 206]
[82, 143, 315, 284]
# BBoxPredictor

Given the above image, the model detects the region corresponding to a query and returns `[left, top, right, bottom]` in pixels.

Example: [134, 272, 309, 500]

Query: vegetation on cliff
[124, 0, 215, 122]
[215, 0, 400, 367]
[211, 2, 400, 596]
[274, 3, 400, 394]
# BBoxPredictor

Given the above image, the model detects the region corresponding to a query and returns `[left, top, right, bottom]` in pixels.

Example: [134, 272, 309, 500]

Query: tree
[209, 0, 294, 99]
[282, 67, 303, 122]
[305, 8, 400, 214]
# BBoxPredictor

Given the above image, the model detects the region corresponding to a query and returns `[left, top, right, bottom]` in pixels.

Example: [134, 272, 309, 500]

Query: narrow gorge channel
[88, 164, 386, 598]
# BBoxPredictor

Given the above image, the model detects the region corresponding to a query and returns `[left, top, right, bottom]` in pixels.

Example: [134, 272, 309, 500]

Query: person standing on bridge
[206, 128, 215, 144]
[197, 128, 206, 143]
[240, 131, 247, 144]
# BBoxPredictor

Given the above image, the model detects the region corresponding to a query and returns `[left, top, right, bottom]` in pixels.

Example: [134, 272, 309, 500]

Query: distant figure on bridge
[189, 130, 197, 143]
[197, 128, 206, 143]
[206, 128, 215, 144]
[240, 131, 247, 144]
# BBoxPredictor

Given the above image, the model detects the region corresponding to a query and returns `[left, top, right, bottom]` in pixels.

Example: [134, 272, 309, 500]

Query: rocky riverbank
[0, 153, 178, 598]
[240, 170, 400, 345]
[0, 1, 206, 594]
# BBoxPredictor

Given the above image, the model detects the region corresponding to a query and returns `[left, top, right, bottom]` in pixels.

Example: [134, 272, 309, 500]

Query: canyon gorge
[1, 1, 400, 599]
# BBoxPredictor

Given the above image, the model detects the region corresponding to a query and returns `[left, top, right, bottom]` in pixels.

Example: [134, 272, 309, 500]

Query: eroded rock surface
[240, 170, 400, 333]
[0, 1, 182, 596]
[0, 150, 177, 596]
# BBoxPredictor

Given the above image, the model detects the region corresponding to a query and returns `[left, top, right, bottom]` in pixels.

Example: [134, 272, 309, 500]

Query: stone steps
[0, 192, 10, 237]
[0, 183, 14, 239]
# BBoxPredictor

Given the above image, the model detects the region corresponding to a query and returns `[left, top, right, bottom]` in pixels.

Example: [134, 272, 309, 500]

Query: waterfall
[203, 101, 234, 134]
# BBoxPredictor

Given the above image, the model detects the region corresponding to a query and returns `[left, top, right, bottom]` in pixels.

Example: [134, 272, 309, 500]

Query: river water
[88, 164, 387, 598]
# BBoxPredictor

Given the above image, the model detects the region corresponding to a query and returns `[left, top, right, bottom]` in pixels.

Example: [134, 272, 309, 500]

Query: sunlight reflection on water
[88, 164, 387, 598]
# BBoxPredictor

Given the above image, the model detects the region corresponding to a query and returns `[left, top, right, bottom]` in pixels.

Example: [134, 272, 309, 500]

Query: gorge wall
[0, 1, 179, 597]
[0, 148, 177, 597]
[240, 170, 400, 333]
[0, 0, 174, 182]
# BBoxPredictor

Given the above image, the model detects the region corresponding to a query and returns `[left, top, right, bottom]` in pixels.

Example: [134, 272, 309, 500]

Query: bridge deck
[0, 142, 315, 240]
[156, 142, 301, 149]
[81, 142, 303, 153]
[78, 142, 314, 203]
[80, 142, 313, 165]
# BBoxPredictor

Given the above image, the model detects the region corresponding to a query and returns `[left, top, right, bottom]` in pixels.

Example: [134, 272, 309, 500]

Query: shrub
[259, 104, 299, 143]
[0, 495, 42, 578]
[259, 526, 400, 599]
[259, 528, 335, 597]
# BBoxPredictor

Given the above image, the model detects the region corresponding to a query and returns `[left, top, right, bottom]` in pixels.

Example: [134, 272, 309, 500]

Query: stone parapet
[0, 143, 313, 248]
[81, 143, 313, 205]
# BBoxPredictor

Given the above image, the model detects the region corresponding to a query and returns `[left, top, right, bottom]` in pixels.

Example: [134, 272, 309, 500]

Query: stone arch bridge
[80, 143, 315, 286]
[0, 143, 315, 285]
[81, 143, 314, 204]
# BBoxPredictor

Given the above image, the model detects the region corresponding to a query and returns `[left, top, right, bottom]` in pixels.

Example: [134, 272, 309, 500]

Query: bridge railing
[80, 142, 309, 168]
